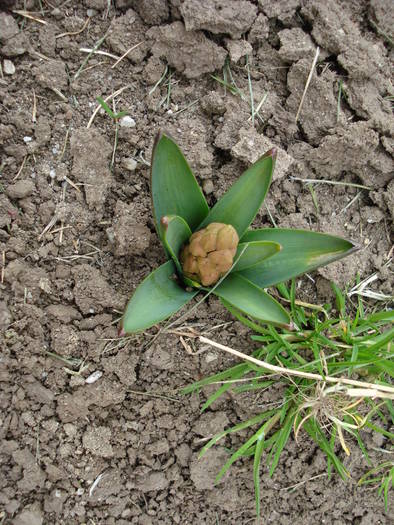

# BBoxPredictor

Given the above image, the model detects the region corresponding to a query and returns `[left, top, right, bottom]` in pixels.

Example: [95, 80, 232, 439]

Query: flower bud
[180, 223, 239, 286]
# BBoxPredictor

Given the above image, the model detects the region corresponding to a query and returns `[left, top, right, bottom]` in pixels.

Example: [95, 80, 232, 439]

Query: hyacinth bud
[180, 223, 239, 286]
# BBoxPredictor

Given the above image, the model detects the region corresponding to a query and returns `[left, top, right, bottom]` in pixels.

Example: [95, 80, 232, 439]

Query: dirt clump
[0, 1, 392, 523]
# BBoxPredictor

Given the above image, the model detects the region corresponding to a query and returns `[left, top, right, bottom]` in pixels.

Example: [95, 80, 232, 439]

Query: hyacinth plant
[120, 132, 357, 334]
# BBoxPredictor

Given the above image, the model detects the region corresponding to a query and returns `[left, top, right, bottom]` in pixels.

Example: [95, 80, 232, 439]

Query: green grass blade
[331, 282, 346, 317]
[277, 282, 290, 300]
[268, 410, 294, 476]
[304, 419, 349, 480]
[365, 422, 394, 440]
[327, 426, 337, 478]
[385, 400, 394, 424]
[216, 413, 280, 483]
[201, 382, 234, 412]
[253, 435, 265, 517]
[365, 327, 394, 352]
[181, 362, 248, 394]
[200, 410, 277, 457]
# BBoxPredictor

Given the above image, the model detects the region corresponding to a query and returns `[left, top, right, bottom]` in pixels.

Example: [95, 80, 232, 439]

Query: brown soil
[0, 1, 393, 524]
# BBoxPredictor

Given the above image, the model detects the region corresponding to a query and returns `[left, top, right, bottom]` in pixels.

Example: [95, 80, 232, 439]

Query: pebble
[85, 370, 103, 384]
[23, 136, 32, 143]
[121, 157, 137, 171]
[119, 116, 136, 128]
[3, 59, 15, 75]
[205, 352, 218, 363]
[51, 7, 63, 20]
[202, 179, 214, 194]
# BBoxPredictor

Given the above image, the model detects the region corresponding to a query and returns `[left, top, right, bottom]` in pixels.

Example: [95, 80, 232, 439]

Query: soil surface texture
[0, 1, 393, 524]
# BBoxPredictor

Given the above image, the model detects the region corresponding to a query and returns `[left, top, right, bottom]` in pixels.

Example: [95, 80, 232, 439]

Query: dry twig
[295, 47, 320, 122]
[199, 336, 394, 399]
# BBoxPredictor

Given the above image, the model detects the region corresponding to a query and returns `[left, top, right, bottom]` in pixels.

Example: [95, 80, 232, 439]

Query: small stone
[205, 352, 218, 363]
[86, 9, 98, 17]
[23, 136, 32, 143]
[119, 116, 136, 128]
[63, 423, 77, 437]
[51, 8, 63, 20]
[121, 157, 137, 171]
[203, 179, 214, 194]
[39, 277, 51, 294]
[3, 59, 15, 75]
[85, 370, 103, 384]
[201, 91, 227, 116]
[0, 13, 19, 41]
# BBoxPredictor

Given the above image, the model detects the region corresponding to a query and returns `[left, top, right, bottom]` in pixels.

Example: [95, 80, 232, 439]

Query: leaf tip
[160, 215, 169, 229]
[151, 130, 168, 163]
[284, 321, 296, 331]
[263, 147, 277, 160]
[347, 240, 361, 254]
[118, 325, 126, 338]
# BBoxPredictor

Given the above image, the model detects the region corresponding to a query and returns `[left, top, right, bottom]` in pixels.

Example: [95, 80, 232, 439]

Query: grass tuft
[183, 279, 394, 517]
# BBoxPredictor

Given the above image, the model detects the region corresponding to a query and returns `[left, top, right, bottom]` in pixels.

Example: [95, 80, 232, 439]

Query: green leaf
[159, 215, 192, 274]
[200, 411, 273, 457]
[232, 240, 281, 272]
[268, 410, 294, 476]
[151, 132, 209, 239]
[215, 421, 268, 483]
[240, 228, 357, 287]
[213, 273, 290, 326]
[253, 434, 265, 517]
[121, 260, 197, 334]
[198, 149, 276, 237]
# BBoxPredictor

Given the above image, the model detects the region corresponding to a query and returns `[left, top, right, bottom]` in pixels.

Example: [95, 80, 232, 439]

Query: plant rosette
[119, 132, 357, 335]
